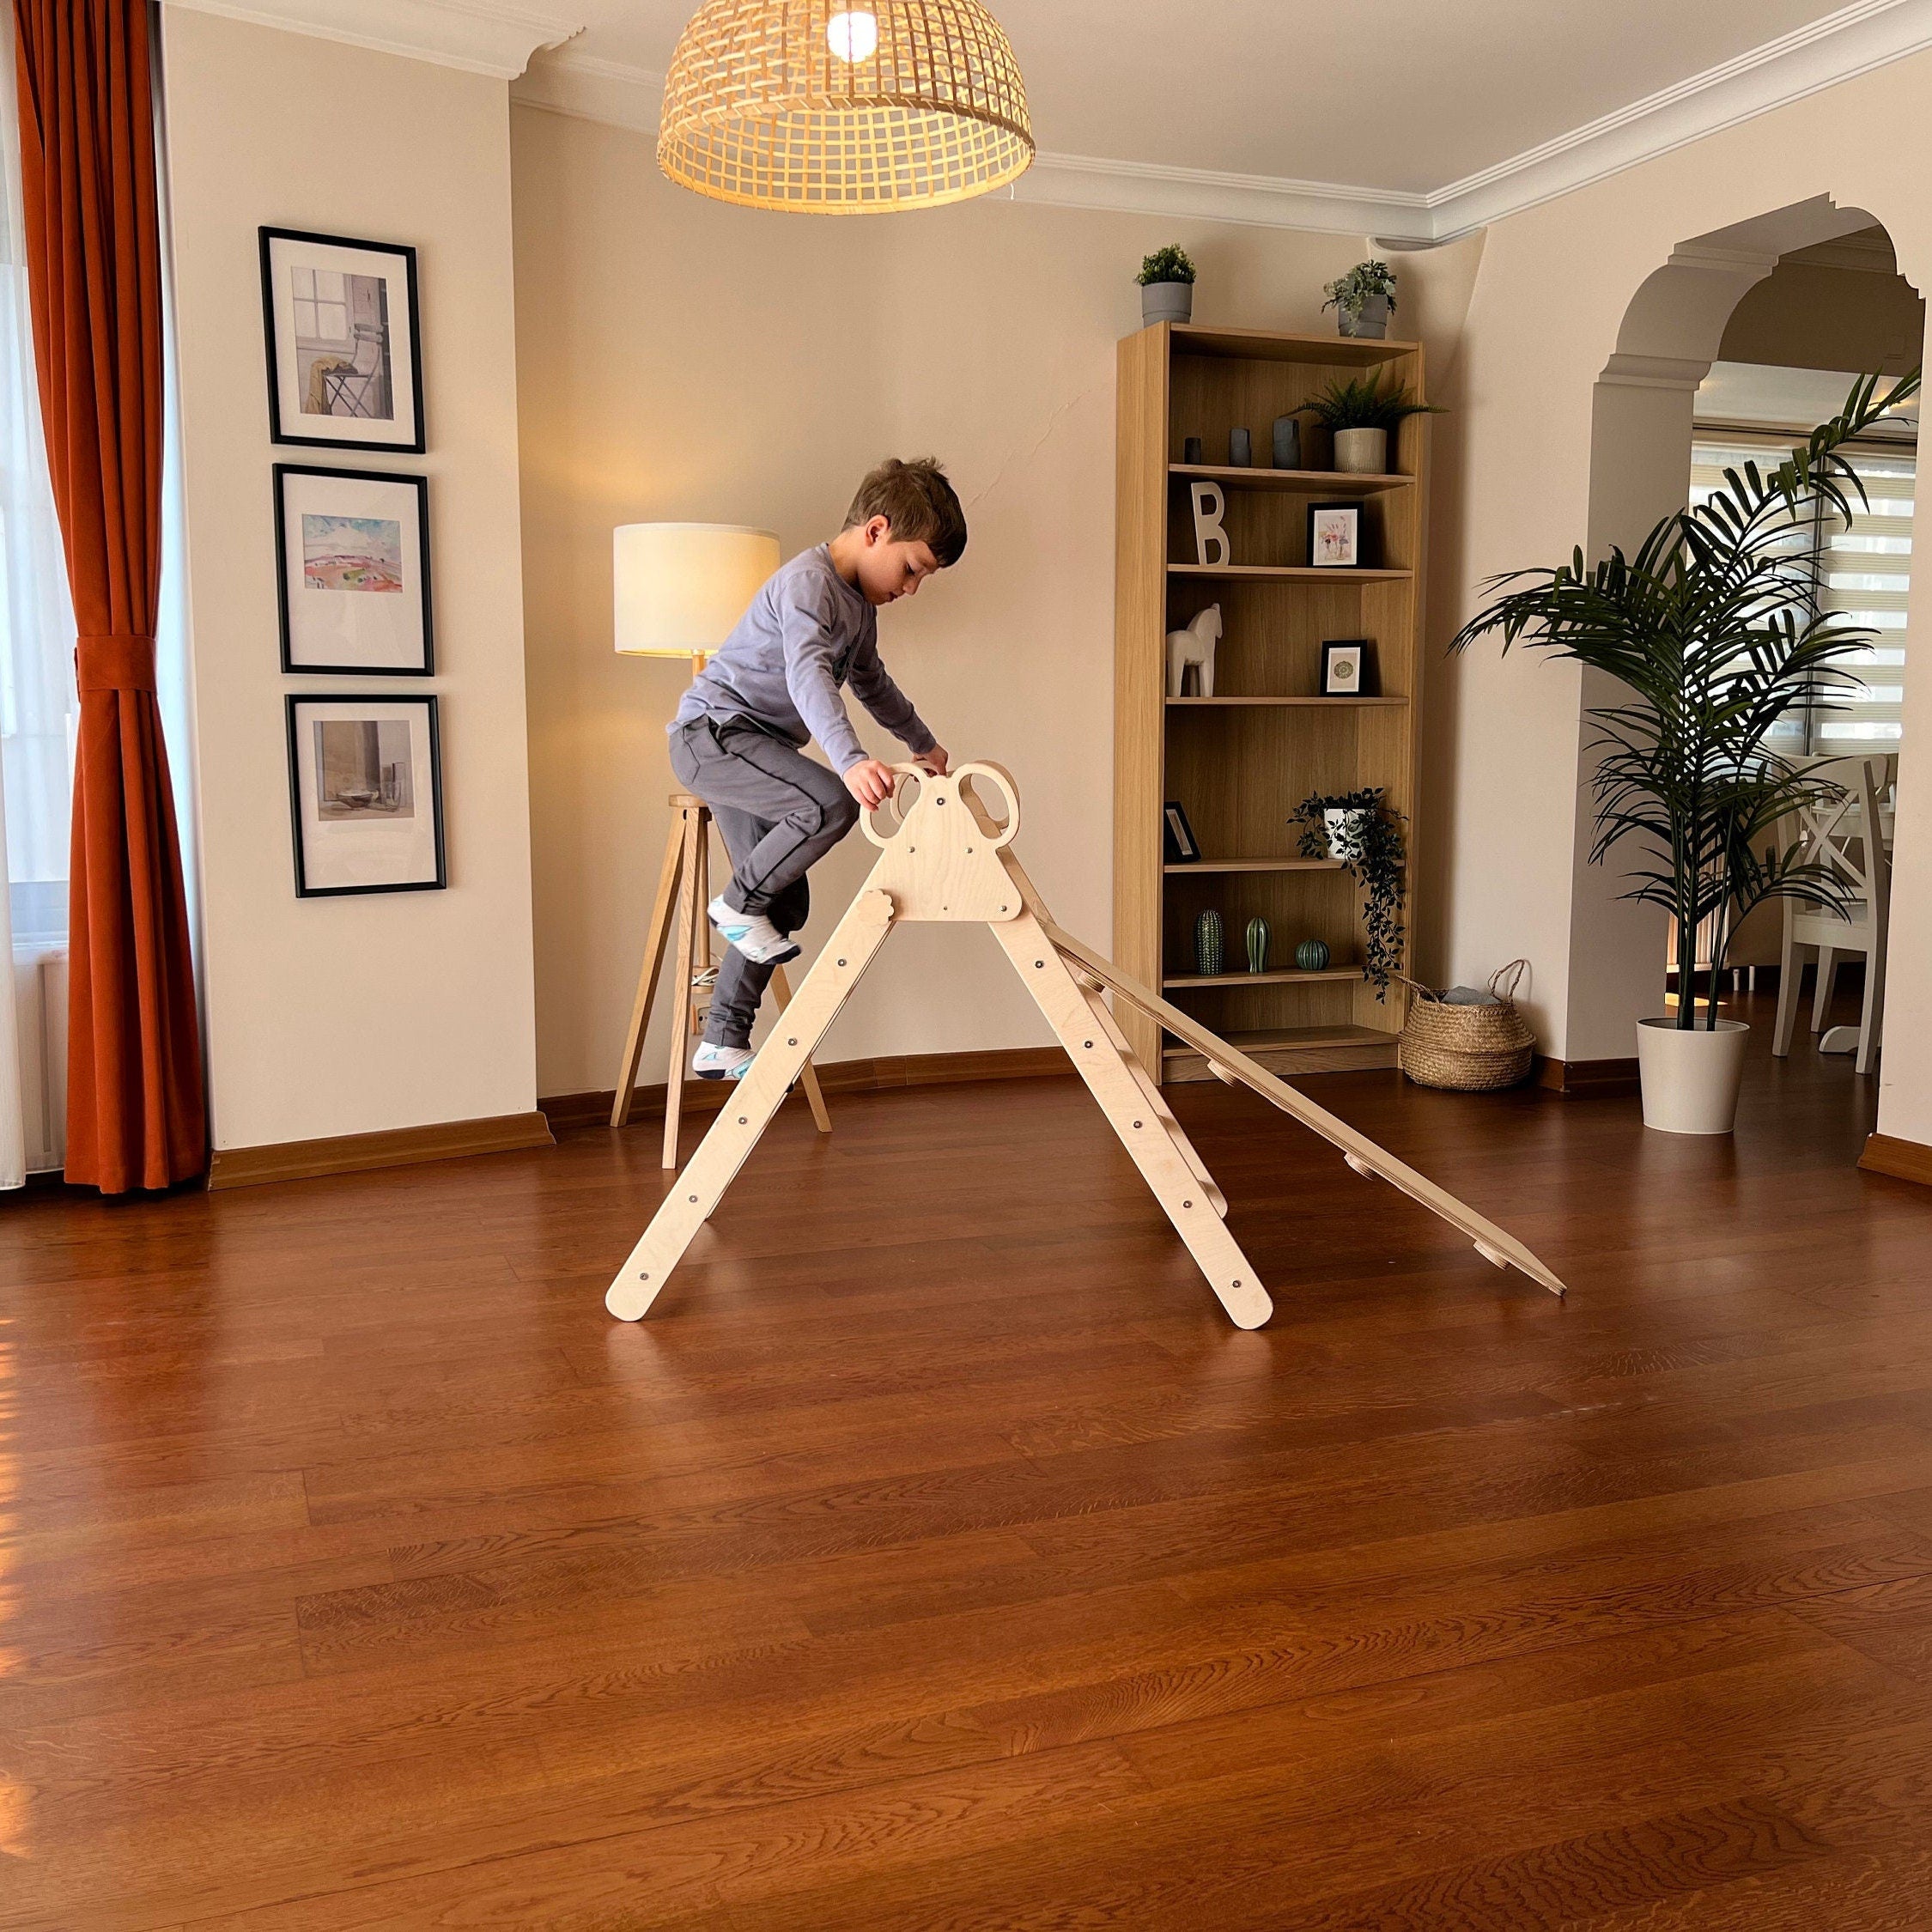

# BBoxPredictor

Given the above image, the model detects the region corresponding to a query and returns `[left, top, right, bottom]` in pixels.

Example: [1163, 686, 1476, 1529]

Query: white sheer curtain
[0, 3, 80, 1190]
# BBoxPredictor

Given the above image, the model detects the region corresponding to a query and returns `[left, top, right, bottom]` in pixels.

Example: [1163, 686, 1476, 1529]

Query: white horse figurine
[1167, 604, 1222, 697]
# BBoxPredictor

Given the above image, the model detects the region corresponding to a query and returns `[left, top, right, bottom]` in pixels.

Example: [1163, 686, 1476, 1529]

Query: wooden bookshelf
[1114, 321, 1429, 1084]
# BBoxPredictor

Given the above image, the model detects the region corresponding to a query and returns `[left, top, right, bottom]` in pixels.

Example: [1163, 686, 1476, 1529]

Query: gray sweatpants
[668, 717, 860, 1047]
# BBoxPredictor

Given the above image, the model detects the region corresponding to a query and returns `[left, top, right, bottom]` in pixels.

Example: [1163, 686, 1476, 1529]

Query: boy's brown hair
[843, 456, 969, 567]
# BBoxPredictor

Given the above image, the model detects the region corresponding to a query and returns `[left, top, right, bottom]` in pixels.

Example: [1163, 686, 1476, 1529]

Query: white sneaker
[708, 895, 800, 966]
[693, 1040, 756, 1081]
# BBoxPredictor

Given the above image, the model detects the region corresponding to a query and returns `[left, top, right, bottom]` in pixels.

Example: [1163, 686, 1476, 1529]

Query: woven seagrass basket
[1397, 960, 1534, 1091]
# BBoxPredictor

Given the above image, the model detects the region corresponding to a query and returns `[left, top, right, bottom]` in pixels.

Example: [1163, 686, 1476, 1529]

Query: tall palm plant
[1451, 368, 1919, 1030]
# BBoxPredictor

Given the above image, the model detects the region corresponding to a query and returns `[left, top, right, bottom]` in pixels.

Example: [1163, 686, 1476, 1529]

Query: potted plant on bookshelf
[1304, 374, 1439, 475]
[1292, 787, 1406, 996]
[1323, 259, 1397, 338]
[1137, 244, 1197, 325]
[1450, 368, 1917, 1134]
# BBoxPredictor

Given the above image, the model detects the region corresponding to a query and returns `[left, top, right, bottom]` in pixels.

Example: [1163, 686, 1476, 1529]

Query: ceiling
[548, 0, 1858, 193]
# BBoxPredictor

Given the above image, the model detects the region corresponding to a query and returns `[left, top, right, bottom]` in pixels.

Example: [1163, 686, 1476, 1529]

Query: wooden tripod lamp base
[605, 764, 1569, 1327]
[611, 792, 830, 1169]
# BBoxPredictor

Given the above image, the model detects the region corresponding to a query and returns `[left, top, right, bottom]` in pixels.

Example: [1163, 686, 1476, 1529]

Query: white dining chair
[1772, 752, 1896, 1076]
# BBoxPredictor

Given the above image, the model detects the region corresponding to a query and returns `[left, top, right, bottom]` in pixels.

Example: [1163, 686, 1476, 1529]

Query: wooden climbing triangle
[605, 763, 1566, 1327]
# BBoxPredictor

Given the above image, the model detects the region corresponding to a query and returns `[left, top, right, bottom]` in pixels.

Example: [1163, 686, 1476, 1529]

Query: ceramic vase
[1141, 280, 1193, 325]
[1182, 435, 1204, 465]
[1194, 909, 1224, 976]
[1272, 416, 1301, 469]
[1296, 938, 1332, 972]
[1228, 427, 1252, 467]
[1246, 917, 1270, 974]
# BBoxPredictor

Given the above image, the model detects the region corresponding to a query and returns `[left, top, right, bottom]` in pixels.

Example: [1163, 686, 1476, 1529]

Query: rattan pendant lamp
[659, 0, 1033, 213]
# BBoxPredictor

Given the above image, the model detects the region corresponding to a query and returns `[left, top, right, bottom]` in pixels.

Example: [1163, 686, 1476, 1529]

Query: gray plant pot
[1141, 280, 1194, 325]
[1335, 291, 1389, 339]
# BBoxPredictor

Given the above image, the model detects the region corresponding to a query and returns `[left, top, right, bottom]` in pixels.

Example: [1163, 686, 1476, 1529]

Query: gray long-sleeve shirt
[671, 544, 935, 773]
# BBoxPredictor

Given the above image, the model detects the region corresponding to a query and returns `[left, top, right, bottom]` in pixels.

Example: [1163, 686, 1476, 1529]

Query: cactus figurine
[1295, 938, 1332, 972]
[1245, 916, 1270, 974]
[1194, 909, 1224, 976]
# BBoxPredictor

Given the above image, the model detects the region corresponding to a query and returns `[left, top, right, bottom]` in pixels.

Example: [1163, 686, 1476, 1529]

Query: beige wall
[511, 104, 1481, 1103]
[162, 8, 538, 1149]
[1425, 47, 1932, 1143]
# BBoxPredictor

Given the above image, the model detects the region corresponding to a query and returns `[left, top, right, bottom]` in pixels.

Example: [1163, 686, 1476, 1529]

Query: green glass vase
[1245, 917, 1270, 974]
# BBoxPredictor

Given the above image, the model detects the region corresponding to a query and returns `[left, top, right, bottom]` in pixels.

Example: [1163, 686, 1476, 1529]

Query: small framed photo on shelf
[286, 693, 446, 897]
[1321, 638, 1376, 696]
[1163, 799, 1201, 865]
[260, 227, 424, 452]
[275, 465, 432, 674]
[1308, 501, 1362, 568]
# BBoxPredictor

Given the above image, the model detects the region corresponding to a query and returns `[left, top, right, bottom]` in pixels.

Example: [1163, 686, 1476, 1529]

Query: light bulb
[827, 8, 878, 62]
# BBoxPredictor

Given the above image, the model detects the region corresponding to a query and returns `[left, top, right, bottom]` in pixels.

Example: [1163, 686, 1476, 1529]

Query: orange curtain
[13, 0, 204, 1190]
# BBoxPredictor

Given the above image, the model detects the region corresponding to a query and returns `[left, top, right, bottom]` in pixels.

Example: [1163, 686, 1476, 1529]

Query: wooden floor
[6, 988, 1932, 1928]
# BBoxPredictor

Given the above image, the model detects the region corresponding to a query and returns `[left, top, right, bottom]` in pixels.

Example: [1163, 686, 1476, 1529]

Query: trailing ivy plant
[1450, 368, 1919, 1029]
[1303, 374, 1440, 433]
[1322, 259, 1397, 320]
[1292, 787, 1406, 996]
[1136, 244, 1197, 287]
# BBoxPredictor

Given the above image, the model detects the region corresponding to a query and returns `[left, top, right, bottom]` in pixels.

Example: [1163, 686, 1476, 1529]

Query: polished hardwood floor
[5, 988, 1932, 1929]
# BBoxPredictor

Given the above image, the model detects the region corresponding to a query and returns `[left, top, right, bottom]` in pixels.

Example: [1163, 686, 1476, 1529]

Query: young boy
[668, 457, 964, 1080]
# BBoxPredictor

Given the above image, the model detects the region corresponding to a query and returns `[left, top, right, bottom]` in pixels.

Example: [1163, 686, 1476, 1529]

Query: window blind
[1688, 432, 1913, 750]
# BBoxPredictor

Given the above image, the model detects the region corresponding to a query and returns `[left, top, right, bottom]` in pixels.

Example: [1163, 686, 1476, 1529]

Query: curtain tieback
[76, 632, 158, 693]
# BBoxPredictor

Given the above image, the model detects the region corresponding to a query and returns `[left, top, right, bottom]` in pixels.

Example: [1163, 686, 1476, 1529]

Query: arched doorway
[1564, 196, 1921, 1123]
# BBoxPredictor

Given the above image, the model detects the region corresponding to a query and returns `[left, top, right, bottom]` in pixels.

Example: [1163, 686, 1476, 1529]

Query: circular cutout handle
[953, 762, 1021, 848]
[859, 764, 929, 848]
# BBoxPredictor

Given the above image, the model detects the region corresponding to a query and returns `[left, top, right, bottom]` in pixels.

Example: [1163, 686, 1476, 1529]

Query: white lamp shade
[613, 522, 782, 656]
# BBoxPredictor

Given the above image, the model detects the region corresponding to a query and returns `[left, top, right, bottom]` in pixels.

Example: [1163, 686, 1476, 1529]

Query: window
[289, 264, 350, 349]
[1689, 430, 1914, 752]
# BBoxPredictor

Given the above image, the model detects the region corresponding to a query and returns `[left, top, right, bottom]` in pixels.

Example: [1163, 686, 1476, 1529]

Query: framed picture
[275, 465, 432, 674]
[260, 228, 424, 452]
[1308, 501, 1362, 568]
[1163, 799, 1200, 865]
[286, 693, 445, 896]
[1321, 638, 1376, 696]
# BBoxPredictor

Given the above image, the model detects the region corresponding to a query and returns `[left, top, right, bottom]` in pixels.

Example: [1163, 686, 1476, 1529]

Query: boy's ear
[863, 513, 892, 547]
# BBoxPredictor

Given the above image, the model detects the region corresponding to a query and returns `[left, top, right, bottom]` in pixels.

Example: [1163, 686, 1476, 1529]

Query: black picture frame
[1321, 638, 1376, 696]
[260, 226, 425, 453]
[1163, 799, 1200, 864]
[1307, 501, 1363, 568]
[274, 464, 434, 675]
[285, 692, 447, 897]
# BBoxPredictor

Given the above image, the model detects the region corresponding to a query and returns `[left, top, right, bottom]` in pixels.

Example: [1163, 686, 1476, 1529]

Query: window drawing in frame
[260, 227, 424, 453]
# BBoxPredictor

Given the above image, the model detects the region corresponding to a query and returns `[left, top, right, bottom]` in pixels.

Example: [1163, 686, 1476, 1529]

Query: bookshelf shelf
[1115, 319, 1428, 1082]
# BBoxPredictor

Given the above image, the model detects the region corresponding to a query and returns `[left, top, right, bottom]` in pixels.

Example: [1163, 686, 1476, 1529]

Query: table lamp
[612, 521, 781, 677]
[608, 519, 830, 1162]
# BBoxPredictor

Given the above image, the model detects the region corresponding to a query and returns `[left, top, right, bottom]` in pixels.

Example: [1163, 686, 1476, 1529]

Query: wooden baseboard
[545, 1044, 1071, 1128]
[207, 1110, 556, 1190]
[1859, 1132, 1932, 1188]
[1534, 1054, 1641, 1099]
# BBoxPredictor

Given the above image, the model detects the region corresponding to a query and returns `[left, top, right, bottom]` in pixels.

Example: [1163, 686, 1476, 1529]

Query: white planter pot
[1140, 280, 1194, 325]
[1323, 806, 1370, 863]
[1333, 427, 1388, 475]
[1636, 1018, 1749, 1134]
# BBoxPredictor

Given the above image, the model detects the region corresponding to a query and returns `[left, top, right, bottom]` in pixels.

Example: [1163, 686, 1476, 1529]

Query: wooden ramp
[606, 764, 1567, 1327]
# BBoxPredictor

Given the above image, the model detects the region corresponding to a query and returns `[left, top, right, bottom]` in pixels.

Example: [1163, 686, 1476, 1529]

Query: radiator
[12, 946, 67, 1174]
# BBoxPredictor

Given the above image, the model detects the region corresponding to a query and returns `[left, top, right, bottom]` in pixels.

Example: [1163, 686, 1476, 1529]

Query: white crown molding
[1426, 0, 1932, 239]
[166, 0, 584, 81]
[511, 0, 1932, 242]
[513, 49, 663, 129]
